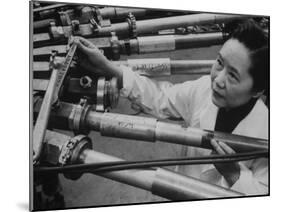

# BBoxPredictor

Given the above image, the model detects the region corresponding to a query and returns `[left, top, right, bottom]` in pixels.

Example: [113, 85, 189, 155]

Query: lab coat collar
[199, 93, 218, 131]
[200, 96, 267, 139]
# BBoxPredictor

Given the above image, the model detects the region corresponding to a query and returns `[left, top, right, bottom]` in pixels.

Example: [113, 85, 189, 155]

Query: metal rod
[41, 130, 242, 199]
[100, 7, 147, 19]
[85, 112, 268, 152]
[33, 4, 67, 13]
[33, 33, 223, 59]
[33, 100, 268, 153]
[34, 13, 246, 43]
[118, 33, 224, 55]
[34, 18, 56, 29]
[114, 59, 214, 76]
[33, 59, 213, 79]
[80, 148, 242, 200]
[33, 68, 58, 162]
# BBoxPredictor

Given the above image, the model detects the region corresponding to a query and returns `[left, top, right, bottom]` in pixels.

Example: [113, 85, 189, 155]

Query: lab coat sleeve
[230, 158, 268, 195]
[120, 65, 202, 120]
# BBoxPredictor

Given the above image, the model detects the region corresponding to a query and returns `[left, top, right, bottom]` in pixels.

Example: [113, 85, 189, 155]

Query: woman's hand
[211, 139, 241, 187]
[70, 36, 124, 87]
[71, 36, 111, 75]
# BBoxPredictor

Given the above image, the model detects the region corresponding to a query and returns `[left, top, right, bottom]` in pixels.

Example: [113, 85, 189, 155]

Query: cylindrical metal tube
[34, 13, 246, 43]
[113, 59, 214, 76]
[34, 33, 222, 59]
[98, 112, 157, 141]
[100, 8, 147, 19]
[79, 149, 242, 199]
[80, 149, 156, 191]
[119, 33, 223, 55]
[34, 19, 56, 29]
[33, 100, 268, 153]
[171, 60, 213, 75]
[155, 122, 205, 147]
[33, 68, 58, 162]
[85, 112, 268, 152]
[33, 59, 213, 79]
[174, 32, 224, 49]
[151, 168, 241, 200]
[135, 14, 244, 35]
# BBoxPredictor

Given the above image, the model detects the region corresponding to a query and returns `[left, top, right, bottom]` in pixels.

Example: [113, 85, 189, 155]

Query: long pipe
[33, 100, 268, 153]
[80, 149, 242, 200]
[33, 33, 223, 59]
[33, 59, 214, 79]
[100, 7, 147, 19]
[33, 13, 245, 43]
[33, 68, 58, 162]
[86, 112, 268, 153]
[42, 130, 243, 200]
[34, 7, 148, 29]
[119, 33, 224, 54]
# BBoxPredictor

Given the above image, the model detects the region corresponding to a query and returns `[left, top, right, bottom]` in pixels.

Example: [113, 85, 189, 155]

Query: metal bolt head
[43, 132, 68, 165]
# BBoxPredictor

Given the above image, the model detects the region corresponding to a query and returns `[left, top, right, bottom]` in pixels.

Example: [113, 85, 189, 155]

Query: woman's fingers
[211, 139, 226, 155]
[218, 141, 236, 154]
[78, 36, 96, 49]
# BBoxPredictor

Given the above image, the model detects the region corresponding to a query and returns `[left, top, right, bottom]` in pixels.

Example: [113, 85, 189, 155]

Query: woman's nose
[214, 70, 226, 89]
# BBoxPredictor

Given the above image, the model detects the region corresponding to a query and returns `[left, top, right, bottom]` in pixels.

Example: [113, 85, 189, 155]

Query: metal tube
[136, 13, 245, 34]
[42, 130, 243, 199]
[79, 149, 242, 199]
[151, 168, 241, 200]
[33, 101, 268, 153]
[34, 33, 222, 59]
[33, 68, 58, 162]
[171, 60, 213, 75]
[33, 59, 213, 78]
[80, 149, 155, 191]
[33, 4, 67, 13]
[100, 8, 147, 19]
[85, 112, 268, 152]
[34, 13, 246, 43]
[34, 19, 56, 29]
[174, 32, 224, 49]
[113, 59, 214, 76]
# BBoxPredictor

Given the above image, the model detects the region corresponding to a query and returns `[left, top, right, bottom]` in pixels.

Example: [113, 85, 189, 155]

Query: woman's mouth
[212, 89, 224, 99]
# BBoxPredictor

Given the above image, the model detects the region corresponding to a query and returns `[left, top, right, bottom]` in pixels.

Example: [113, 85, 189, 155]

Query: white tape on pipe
[137, 35, 176, 53]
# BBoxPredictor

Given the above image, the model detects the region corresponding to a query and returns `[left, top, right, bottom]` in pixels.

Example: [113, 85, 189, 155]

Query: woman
[72, 19, 269, 195]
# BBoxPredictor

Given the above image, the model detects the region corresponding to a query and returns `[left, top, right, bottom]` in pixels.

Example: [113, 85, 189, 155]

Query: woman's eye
[216, 59, 223, 69]
[228, 72, 238, 81]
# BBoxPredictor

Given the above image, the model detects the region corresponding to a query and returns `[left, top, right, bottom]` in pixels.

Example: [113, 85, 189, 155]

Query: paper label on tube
[127, 58, 171, 76]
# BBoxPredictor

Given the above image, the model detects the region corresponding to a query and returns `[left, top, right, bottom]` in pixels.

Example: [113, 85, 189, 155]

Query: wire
[34, 150, 268, 174]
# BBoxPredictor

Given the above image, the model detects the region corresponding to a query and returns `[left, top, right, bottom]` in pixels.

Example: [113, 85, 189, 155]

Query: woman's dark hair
[225, 19, 269, 96]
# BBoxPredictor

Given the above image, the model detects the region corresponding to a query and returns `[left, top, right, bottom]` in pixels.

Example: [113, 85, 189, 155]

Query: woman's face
[210, 38, 255, 109]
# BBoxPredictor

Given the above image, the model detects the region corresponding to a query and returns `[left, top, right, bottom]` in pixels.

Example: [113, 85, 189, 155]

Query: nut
[79, 76, 92, 89]
[43, 131, 69, 165]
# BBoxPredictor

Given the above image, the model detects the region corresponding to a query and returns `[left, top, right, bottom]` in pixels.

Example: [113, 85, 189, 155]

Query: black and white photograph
[30, 0, 269, 211]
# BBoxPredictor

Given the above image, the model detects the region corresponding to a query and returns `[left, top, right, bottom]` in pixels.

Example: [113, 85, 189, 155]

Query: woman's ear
[252, 90, 264, 98]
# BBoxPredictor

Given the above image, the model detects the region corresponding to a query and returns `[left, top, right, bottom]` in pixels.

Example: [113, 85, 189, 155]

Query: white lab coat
[120, 66, 268, 196]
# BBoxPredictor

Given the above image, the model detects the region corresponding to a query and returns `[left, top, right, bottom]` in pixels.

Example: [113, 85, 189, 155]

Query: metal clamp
[110, 32, 120, 60]
[71, 20, 80, 35]
[58, 134, 90, 166]
[59, 136, 79, 166]
[68, 98, 90, 134]
[96, 77, 106, 112]
[126, 13, 137, 38]
[107, 77, 120, 109]
[89, 18, 101, 32]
